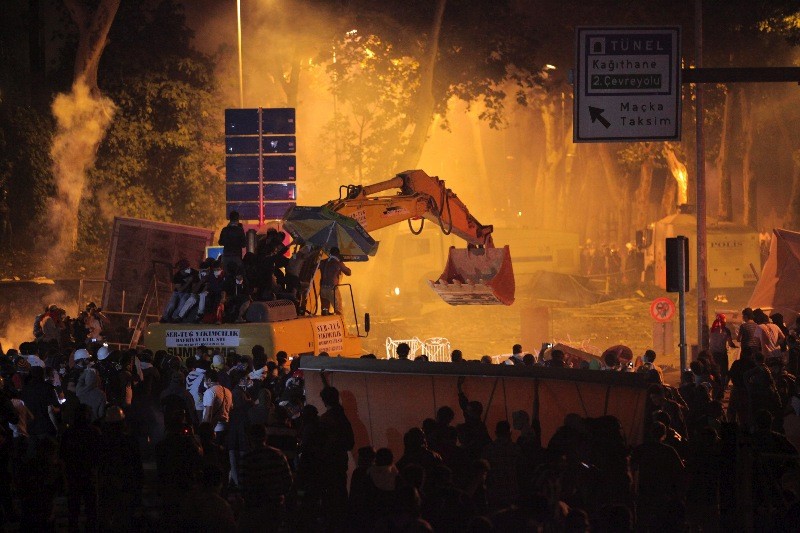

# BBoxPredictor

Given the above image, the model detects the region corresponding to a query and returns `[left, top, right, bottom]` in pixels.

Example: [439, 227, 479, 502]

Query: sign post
[574, 27, 681, 142]
[650, 297, 676, 359]
[666, 236, 690, 373]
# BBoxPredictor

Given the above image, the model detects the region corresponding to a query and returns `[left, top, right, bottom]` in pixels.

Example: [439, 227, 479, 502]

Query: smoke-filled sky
[3, 0, 800, 357]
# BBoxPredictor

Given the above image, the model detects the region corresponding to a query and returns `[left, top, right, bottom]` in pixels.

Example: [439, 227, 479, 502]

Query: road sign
[650, 296, 676, 323]
[574, 27, 681, 142]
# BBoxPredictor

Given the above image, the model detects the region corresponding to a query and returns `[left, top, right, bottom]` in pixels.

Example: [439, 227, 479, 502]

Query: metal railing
[385, 336, 451, 361]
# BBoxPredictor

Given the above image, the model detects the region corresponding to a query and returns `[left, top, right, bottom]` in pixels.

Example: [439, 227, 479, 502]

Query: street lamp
[237, 0, 244, 107]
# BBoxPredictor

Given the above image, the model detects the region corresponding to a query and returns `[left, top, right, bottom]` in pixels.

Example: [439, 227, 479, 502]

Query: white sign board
[574, 27, 681, 142]
[165, 328, 241, 348]
[314, 318, 344, 354]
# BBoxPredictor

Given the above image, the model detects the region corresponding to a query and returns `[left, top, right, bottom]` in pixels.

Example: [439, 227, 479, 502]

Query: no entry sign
[650, 297, 676, 322]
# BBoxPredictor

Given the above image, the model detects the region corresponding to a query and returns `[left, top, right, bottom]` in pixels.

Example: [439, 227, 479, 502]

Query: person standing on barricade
[319, 247, 351, 315]
[218, 211, 247, 275]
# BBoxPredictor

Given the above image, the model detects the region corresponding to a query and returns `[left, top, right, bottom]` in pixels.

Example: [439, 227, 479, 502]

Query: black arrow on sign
[589, 106, 611, 129]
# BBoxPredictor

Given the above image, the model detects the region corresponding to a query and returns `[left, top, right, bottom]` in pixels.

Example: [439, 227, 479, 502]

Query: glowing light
[346, 29, 358, 36]
[364, 48, 375, 59]
[237, 0, 244, 107]
[545, 64, 557, 70]
[517, 211, 523, 217]
[394, 287, 400, 296]
[665, 148, 689, 205]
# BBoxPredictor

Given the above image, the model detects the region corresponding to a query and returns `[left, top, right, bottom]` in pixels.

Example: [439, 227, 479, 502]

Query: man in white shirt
[203, 369, 233, 436]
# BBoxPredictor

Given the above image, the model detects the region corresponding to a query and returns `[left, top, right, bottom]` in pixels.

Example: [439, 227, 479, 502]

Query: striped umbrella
[282, 205, 378, 261]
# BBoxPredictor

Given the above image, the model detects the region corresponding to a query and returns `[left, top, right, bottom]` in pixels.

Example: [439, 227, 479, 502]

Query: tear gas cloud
[48, 80, 116, 266]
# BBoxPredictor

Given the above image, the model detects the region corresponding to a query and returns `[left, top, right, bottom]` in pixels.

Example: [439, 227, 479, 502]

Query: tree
[48, 0, 120, 266]
[320, 0, 541, 186]
[75, 0, 223, 262]
[703, 0, 800, 226]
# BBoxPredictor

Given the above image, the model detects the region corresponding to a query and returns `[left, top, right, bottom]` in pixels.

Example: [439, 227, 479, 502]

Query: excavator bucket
[428, 245, 515, 305]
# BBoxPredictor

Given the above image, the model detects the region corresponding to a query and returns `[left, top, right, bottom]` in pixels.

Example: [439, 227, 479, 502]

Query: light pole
[237, 0, 244, 108]
[695, 0, 709, 350]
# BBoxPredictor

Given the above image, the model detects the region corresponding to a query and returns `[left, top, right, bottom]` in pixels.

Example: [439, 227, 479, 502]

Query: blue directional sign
[574, 27, 681, 142]
[224, 108, 297, 222]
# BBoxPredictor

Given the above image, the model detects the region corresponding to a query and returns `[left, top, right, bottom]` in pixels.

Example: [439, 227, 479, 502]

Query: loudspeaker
[666, 236, 689, 292]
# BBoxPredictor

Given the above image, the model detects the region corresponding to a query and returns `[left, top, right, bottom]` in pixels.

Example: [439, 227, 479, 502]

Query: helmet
[97, 346, 110, 361]
[73, 349, 90, 361]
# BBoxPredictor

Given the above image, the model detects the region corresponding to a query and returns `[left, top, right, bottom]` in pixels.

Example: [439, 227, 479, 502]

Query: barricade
[385, 337, 451, 361]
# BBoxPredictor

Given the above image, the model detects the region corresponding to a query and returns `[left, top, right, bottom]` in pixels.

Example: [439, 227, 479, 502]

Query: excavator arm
[327, 170, 495, 246]
[325, 170, 515, 306]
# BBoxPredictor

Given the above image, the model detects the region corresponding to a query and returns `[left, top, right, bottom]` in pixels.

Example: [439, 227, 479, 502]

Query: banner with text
[165, 329, 241, 348]
[314, 319, 344, 354]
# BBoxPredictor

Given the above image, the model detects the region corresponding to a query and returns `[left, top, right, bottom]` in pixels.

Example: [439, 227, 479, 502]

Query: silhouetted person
[319, 382, 355, 531]
[456, 377, 492, 460]
[60, 404, 100, 532]
[97, 407, 143, 532]
[396, 426, 443, 478]
[17, 436, 63, 532]
[482, 420, 522, 510]
[219, 210, 247, 274]
[631, 422, 685, 531]
[238, 423, 293, 532]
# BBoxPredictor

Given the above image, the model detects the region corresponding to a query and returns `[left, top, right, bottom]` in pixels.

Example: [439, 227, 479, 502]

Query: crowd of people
[0, 301, 798, 531]
[160, 210, 349, 325]
[32, 302, 110, 348]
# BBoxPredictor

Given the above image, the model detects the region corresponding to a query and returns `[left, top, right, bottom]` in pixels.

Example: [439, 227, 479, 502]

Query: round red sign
[650, 297, 676, 322]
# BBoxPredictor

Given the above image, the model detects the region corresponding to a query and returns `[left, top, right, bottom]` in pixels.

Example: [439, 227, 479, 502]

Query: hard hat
[97, 346, 110, 361]
[73, 349, 90, 361]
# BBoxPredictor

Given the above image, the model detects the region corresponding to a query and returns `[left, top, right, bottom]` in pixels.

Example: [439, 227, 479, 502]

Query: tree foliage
[77, 0, 224, 258]
[321, 0, 542, 180]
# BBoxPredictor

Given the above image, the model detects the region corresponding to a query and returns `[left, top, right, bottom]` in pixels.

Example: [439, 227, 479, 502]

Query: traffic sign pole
[678, 238, 687, 374]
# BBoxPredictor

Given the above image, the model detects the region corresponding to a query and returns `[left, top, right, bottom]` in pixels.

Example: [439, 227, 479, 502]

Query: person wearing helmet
[68, 348, 92, 384]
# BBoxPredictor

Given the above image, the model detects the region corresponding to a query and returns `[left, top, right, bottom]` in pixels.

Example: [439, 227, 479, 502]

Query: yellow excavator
[326, 169, 515, 306]
[145, 170, 513, 360]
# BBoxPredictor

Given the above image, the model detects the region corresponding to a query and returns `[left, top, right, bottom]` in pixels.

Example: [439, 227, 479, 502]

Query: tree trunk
[715, 87, 735, 221]
[47, 0, 120, 265]
[633, 152, 655, 232]
[597, 143, 624, 200]
[396, 0, 446, 170]
[64, 0, 121, 93]
[661, 178, 677, 216]
[740, 87, 757, 228]
[27, 0, 47, 107]
[285, 56, 301, 108]
[596, 143, 628, 245]
[271, 51, 302, 107]
[537, 101, 559, 226]
[556, 123, 576, 220]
